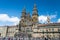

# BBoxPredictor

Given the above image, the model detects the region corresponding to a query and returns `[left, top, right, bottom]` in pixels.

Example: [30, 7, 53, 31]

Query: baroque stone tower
[16, 4, 39, 37]
[32, 4, 38, 24]
[32, 4, 39, 37]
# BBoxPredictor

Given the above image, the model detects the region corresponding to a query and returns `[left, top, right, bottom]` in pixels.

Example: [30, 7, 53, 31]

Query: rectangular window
[52, 28, 54, 32]
[58, 28, 60, 32]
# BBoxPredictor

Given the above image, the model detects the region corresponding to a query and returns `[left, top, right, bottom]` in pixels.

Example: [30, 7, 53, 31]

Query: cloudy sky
[0, 0, 60, 26]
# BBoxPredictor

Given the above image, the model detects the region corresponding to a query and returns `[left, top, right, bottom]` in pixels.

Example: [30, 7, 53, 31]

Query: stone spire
[32, 4, 38, 16]
[47, 15, 50, 23]
[21, 6, 26, 18]
[27, 12, 31, 18]
[27, 12, 32, 22]
[32, 4, 38, 24]
[20, 6, 26, 27]
[22, 6, 26, 13]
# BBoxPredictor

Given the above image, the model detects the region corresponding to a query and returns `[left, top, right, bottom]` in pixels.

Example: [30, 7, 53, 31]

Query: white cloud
[38, 15, 57, 23]
[38, 15, 47, 23]
[0, 14, 57, 25]
[57, 19, 60, 23]
[0, 14, 20, 25]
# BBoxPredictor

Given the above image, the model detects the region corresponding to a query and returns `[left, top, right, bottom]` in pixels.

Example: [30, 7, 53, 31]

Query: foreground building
[0, 26, 18, 37]
[32, 23, 60, 38]
[0, 4, 60, 38]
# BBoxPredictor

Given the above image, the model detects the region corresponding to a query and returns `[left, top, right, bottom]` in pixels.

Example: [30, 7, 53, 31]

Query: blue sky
[0, 0, 60, 26]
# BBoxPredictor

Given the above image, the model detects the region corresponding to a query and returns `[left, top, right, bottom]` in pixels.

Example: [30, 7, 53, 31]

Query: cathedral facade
[0, 4, 60, 38]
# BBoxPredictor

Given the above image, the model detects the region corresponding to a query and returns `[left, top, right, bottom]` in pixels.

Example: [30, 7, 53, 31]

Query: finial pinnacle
[34, 3, 37, 9]
[22, 6, 26, 12]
